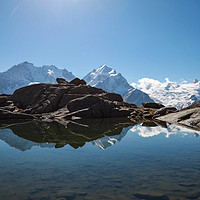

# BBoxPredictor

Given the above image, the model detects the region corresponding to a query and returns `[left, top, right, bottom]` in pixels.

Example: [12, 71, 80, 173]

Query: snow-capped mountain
[0, 61, 76, 94]
[132, 78, 200, 109]
[83, 65, 154, 106]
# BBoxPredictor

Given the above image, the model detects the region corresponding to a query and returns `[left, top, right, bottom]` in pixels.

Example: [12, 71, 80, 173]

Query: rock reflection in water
[0, 118, 137, 151]
[1, 119, 200, 151]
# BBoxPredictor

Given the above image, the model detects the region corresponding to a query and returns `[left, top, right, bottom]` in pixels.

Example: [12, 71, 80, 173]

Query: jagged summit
[96, 65, 118, 77]
[8, 61, 34, 72]
[98, 64, 115, 73]
[84, 64, 118, 86]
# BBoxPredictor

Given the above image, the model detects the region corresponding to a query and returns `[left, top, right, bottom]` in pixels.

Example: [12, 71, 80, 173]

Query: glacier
[132, 78, 200, 109]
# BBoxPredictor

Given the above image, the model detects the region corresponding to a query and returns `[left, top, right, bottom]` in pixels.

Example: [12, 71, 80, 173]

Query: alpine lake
[0, 118, 200, 200]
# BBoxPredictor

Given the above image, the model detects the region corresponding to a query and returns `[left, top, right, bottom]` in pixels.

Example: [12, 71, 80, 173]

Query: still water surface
[0, 119, 200, 200]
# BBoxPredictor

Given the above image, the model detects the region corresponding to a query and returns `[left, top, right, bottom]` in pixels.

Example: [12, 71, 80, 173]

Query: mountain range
[0, 62, 153, 106]
[132, 78, 200, 109]
[0, 62, 199, 109]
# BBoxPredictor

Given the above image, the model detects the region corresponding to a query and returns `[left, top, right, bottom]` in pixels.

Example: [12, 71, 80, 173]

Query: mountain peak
[23, 61, 32, 64]
[83, 65, 119, 87]
[17, 61, 34, 67]
[97, 65, 116, 74]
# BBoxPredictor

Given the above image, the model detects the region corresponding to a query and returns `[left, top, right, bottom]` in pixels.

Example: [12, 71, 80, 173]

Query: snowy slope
[84, 65, 154, 106]
[132, 78, 200, 109]
[0, 61, 76, 94]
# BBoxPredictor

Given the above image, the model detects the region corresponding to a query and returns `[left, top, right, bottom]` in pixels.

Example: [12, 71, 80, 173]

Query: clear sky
[0, 0, 200, 83]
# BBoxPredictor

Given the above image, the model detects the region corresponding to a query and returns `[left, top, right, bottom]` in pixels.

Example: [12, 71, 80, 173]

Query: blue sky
[0, 0, 200, 83]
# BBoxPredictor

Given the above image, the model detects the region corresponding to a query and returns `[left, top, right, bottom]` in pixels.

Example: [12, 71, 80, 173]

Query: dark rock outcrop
[0, 94, 11, 106]
[153, 107, 177, 118]
[182, 101, 200, 110]
[157, 106, 200, 131]
[70, 78, 86, 86]
[0, 79, 140, 120]
[142, 102, 165, 109]
[0, 96, 8, 105]
[11, 83, 126, 117]
[56, 78, 69, 84]
[0, 77, 181, 121]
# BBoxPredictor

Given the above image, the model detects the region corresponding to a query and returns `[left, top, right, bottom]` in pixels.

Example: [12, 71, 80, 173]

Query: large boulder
[66, 95, 131, 118]
[98, 92, 123, 102]
[56, 78, 69, 84]
[67, 95, 111, 112]
[70, 78, 86, 86]
[12, 84, 69, 114]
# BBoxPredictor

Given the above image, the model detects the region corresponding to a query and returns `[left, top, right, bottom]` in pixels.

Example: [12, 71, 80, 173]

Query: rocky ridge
[157, 105, 200, 131]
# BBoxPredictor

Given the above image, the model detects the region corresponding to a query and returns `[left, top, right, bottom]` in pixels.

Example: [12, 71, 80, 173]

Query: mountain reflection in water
[0, 119, 199, 151]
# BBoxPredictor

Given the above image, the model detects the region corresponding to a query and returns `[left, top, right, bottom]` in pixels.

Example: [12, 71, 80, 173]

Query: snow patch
[28, 82, 40, 85]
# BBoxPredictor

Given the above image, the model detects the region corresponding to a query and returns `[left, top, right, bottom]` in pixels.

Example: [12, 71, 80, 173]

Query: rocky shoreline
[1, 77, 199, 131]
[157, 103, 200, 131]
